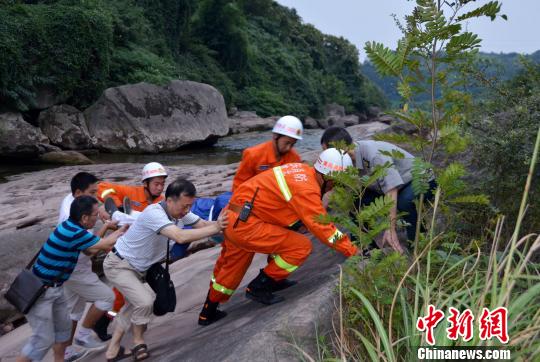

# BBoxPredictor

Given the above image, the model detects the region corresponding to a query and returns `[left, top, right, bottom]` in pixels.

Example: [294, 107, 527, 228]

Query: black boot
[266, 255, 297, 292]
[271, 278, 298, 292]
[198, 296, 227, 326]
[93, 314, 112, 341]
[245, 270, 285, 305]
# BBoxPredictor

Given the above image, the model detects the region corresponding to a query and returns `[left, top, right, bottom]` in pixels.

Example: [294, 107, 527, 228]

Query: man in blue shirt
[17, 196, 127, 362]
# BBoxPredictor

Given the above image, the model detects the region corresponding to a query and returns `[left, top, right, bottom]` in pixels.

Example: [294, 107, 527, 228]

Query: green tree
[470, 59, 540, 234]
[318, 2, 531, 361]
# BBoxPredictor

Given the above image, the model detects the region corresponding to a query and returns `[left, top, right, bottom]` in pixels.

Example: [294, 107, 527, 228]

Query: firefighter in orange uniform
[199, 148, 358, 325]
[97, 162, 167, 214]
[232, 115, 303, 192]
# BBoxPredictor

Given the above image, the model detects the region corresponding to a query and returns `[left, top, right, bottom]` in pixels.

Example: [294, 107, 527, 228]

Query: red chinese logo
[447, 307, 474, 342]
[416, 305, 445, 345]
[479, 307, 509, 344]
[417, 306, 509, 345]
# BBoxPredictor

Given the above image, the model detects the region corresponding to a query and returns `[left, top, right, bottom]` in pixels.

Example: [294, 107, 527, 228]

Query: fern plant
[316, 2, 520, 361]
[363, 0, 504, 246]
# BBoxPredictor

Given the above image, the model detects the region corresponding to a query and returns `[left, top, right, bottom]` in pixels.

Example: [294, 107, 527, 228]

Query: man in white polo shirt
[103, 178, 228, 362]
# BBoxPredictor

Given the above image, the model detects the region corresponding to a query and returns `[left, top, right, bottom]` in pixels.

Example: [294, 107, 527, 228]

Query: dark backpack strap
[25, 248, 43, 270]
[165, 237, 170, 272]
[26, 247, 70, 283]
[159, 201, 172, 272]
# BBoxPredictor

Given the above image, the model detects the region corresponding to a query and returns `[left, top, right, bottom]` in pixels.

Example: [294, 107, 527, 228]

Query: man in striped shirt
[17, 196, 127, 362]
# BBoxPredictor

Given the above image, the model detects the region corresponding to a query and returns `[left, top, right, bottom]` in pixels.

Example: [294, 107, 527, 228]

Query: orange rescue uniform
[232, 140, 301, 192]
[209, 163, 357, 303]
[97, 182, 164, 211]
[97, 182, 164, 312]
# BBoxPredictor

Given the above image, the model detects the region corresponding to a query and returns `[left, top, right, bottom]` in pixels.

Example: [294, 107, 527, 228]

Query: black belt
[43, 280, 63, 288]
[112, 247, 124, 260]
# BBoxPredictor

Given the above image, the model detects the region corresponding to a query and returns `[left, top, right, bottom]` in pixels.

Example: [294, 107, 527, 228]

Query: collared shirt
[58, 193, 93, 278]
[232, 140, 301, 192]
[33, 219, 100, 284]
[354, 140, 415, 194]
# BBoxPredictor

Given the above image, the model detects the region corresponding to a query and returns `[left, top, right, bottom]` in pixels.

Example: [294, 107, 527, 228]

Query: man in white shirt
[59, 172, 118, 361]
[103, 178, 229, 362]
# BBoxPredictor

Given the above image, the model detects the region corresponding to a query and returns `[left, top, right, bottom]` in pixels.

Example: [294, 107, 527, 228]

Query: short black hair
[70, 195, 98, 222]
[320, 126, 353, 147]
[71, 172, 98, 195]
[165, 178, 196, 199]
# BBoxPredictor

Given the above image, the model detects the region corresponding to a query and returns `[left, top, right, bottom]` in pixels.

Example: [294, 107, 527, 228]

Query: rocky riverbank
[0, 121, 390, 361]
[0, 76, 395, 168]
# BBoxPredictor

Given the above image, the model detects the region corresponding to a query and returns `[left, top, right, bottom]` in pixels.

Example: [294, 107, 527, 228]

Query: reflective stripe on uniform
[212, 281, 235, 295]
[328, 229, 344, 244]
[101, 188, 116, 199]
[273, 167, 292, 202]
[273, 255, 298, 273]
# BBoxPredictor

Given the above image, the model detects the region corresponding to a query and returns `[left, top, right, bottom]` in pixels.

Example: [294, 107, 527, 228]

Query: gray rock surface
[357, 112, 369, 124]
[84, 80, 229, 153]
[318, 115, 355, 129]
[303, 117, 319, 129]
[228, 111, 276, 134]
[379, 117, 418, 136]
[377, 114, 395, 124]
[340, 114, 360, 127]
[39, 105, 95, 149]
[0, 241, 342, 362]
[0, 113, 49, 159]
[39, 150, 93, 165]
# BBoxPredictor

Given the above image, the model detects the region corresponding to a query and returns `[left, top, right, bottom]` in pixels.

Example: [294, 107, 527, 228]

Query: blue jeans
[360, 180, 437, 242]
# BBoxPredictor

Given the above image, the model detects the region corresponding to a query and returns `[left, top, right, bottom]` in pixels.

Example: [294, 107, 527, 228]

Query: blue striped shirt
[32, 219, 100, 284]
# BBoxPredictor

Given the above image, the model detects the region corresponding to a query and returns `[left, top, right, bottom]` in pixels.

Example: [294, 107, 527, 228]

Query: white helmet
[314, 148, 353, 175]
[272, 115, 303, 140]
[141, 162, 168, 181]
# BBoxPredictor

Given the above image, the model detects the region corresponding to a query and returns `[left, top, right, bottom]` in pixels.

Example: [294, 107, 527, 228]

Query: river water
[0, 129, 324, 182]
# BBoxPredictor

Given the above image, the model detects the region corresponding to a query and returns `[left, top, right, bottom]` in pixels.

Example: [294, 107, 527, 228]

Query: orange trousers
[112, 287, 125, 313]
[209, 209, 312, 303]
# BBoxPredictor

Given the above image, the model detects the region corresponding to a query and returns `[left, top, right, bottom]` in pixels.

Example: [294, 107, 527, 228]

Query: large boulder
[303, 116, 319, 129]
[84, 81, 229, 153]
[357, 112, 369, 124]
[228, 111, 276, 134]
[39, 105, 95, 150]
[340, 114, 360, 126]
[377, 114, 395, 124]
[376, 114, 417, 137]
[0, 113, 49, 159]
[39, 150, 93, 165]
[318, 115, 351, 129]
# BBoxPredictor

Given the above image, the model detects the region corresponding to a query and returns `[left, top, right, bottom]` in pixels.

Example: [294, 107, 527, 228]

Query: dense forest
[362, 50, 540, 104]
[0, 0, 387, 118]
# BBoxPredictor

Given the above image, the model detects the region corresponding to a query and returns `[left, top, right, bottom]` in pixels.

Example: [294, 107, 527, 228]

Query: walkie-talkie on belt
[234, 187, 259, 228]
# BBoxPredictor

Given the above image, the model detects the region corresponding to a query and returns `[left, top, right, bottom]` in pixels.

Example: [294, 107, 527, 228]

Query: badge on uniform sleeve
[132, 200, 142, 207]
[259, 165, 269, 171]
